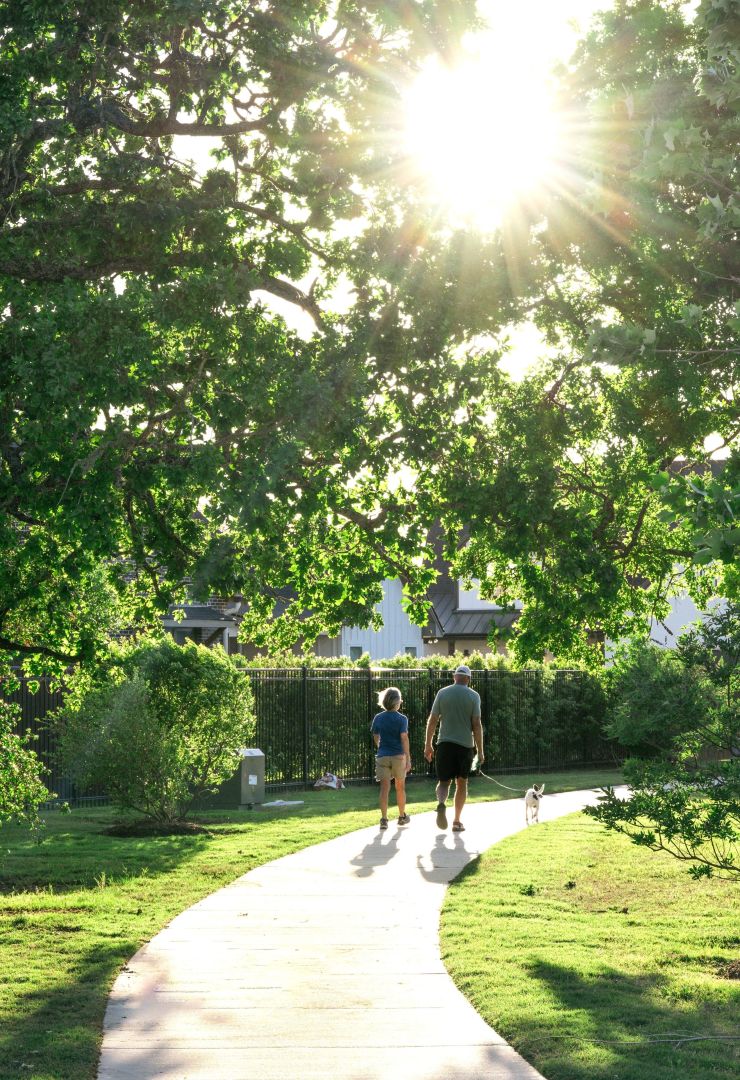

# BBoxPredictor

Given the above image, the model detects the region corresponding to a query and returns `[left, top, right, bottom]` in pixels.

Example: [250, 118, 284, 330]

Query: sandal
[379, 817, 388, 830]
[452, 822, 465, 832]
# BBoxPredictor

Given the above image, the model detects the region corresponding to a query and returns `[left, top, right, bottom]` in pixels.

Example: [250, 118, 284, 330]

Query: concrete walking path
[98, 788, 608, 1080]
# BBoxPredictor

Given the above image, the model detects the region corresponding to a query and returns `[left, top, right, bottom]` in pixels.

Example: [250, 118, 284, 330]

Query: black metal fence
[7, 666, 615, 802]
[4, 676, 109, 805]
[249, 667, 614, 788]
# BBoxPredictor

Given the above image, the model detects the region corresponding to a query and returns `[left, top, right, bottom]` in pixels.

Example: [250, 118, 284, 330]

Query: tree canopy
[432, 0, 739, 661]
[0, 0, 737, 674]
[1, 0, 486, 676]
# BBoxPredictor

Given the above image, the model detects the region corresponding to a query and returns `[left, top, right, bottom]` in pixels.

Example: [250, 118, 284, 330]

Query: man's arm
[472, 715, 484, 764]
[424, 712, 439, 762]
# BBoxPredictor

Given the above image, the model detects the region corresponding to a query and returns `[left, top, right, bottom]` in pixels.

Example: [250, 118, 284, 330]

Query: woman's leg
[379, 776, 391, 818]
[395, 777, 406, 816]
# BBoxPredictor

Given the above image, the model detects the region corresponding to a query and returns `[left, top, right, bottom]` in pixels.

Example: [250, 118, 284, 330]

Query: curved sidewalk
[98, 788, 607, 1080]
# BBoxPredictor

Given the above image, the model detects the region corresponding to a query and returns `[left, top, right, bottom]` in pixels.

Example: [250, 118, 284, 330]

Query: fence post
[426, 669, 436, 777]
[367, 666, 375, 780]
[302, 665, 309, 788]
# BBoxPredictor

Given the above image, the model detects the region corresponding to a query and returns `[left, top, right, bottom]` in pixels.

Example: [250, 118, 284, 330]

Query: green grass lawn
[441, 812, 740, 1080]
[0, 767, 618, 1080]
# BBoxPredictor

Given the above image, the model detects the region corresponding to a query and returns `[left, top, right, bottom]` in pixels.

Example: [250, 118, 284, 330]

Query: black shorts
[435, 742, 476, 782]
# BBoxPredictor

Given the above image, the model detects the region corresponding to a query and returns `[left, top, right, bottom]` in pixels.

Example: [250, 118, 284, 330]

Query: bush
[589, 617, 740, 879]
[53, 636, 255, 823]
[0, 701, 50, 827]
[677, 602, 739, 757]
[237, 649, 514, 671]
[604, 641, 708, 758]
[243, 654, 612, 780]
[587, 757, 739, 879]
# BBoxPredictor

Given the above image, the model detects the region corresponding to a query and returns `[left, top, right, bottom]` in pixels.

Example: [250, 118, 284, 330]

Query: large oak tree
[431, 0, 738, 662]
[1, 0, 737, 677]
[1, 0, 496, 677]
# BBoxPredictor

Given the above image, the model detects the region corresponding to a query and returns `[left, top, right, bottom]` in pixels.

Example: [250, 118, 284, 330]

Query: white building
[313, 575, 516, 660]
[314, 579, 424, 660]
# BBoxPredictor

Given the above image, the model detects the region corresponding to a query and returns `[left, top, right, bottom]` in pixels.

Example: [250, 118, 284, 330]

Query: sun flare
[403, 55, 560, 230]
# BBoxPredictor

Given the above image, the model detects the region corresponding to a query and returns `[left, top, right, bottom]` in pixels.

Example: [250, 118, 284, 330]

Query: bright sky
[438, 0, 612, 379]
[407, 0, 611, 228]
[401, 1, 611, 381]
[477, 0, 608, 65]
[254, 1, 615, 355]
[177, 3, 615, 363]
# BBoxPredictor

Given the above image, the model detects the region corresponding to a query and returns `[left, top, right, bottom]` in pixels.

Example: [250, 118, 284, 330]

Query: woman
[370, 686, 411, 829]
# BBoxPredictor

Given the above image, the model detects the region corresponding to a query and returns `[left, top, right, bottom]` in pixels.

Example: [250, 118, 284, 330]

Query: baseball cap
[454, 664, 472, 676]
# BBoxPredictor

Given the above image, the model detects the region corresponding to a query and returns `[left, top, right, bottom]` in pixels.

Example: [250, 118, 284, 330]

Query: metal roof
[162, 605, 238, 628]
[423, 578, 518, 640]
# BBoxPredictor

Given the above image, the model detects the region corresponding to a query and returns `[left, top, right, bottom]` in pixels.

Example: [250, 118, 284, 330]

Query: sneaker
[379, 817, 388, 830]
[397, 813, 410, 826]
[436, 802, 448, 830]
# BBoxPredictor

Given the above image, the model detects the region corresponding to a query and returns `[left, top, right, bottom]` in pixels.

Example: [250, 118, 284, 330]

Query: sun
[403, 54, 560, 230]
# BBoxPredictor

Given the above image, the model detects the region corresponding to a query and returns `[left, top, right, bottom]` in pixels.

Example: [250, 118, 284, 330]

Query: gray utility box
[240, 748, 265, 808]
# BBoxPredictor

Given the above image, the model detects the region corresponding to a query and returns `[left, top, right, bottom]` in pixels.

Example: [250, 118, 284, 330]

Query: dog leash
[472, 756, 529, 793]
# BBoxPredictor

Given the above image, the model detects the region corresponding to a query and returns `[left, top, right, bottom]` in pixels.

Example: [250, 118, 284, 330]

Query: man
[424, 664, 484, 832]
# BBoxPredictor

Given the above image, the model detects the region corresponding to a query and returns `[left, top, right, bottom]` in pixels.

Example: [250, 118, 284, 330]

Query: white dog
[524, 784, 545, 824]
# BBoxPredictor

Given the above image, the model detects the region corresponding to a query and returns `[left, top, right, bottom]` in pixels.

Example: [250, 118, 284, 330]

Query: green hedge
[244, 658, 614, 785]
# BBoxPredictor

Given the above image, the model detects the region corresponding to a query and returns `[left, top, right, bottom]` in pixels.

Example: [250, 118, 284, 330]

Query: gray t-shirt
[431, 683, 481, 748]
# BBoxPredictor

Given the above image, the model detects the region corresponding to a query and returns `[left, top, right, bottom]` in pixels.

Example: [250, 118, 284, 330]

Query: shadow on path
[416, 833, 470, 884]
[349, 830, 403, 876]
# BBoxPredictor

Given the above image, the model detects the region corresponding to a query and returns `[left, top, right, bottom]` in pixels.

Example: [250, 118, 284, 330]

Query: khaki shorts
[375, 754, 407, 782]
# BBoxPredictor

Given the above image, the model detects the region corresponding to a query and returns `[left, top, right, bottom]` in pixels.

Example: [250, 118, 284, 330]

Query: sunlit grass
[0, 769, 619, 1080]
[441, 813, 740, 1080]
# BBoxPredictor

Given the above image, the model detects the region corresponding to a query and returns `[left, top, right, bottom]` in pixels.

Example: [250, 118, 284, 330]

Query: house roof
[415, 523, 517, 640]
[162, 605, 238, 629]
[423, 570, 518, 641]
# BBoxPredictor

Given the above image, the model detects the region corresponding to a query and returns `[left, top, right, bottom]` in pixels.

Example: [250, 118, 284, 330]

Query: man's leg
[435, 779, 450, 829]
[452, 776, 468, 827]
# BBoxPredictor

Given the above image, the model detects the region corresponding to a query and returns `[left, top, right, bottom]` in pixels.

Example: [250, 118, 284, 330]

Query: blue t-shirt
[371, 710, 409, 758]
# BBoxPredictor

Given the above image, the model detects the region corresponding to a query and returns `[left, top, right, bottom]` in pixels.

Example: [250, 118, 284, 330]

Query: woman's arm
[401, 731, 411, 772]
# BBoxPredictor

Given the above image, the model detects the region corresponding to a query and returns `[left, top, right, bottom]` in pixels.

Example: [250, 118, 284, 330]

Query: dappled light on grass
[441, 814, 739, 1080]
[0, 770, 621, 1078]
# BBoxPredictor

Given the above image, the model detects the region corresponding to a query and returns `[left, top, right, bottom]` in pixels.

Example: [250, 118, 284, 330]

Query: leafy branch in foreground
[588, 762, 739, 879]
[0, 701, 50, 829]
[587, 603, 740, 877]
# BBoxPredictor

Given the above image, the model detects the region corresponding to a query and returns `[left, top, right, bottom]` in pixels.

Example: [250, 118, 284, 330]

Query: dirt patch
[719, 959, 740, 980]
[103, 820, 212, 837]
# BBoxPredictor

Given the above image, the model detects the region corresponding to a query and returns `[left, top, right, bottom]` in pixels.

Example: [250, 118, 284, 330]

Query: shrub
[53, 636, 255, 823]
[604, 641, 708, 758]
[0, 700, 50, 827]
[589, 617, 740, 879]
[676, 602, 739, 757]
[237, 649, 514, 671]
